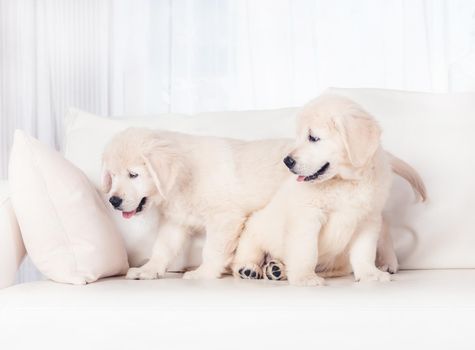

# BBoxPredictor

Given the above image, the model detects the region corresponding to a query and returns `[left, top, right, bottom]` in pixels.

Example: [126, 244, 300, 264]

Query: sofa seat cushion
[1, 269, 474, 349]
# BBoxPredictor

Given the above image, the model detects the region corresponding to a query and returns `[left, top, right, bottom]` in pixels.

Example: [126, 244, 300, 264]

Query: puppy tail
[387, 152, 427, 203]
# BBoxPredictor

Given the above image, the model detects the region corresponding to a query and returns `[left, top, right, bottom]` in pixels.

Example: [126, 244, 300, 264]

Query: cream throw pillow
[9, 130, 129, 284]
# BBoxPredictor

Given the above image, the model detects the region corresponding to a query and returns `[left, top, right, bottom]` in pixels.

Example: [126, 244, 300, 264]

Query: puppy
[102, 129, 293, 279]
[232, 95, 426, 285]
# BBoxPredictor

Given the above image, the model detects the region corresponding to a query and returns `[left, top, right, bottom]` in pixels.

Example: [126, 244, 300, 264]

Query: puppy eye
[128, 172, 138, 179]
[308, 134, 320, 143]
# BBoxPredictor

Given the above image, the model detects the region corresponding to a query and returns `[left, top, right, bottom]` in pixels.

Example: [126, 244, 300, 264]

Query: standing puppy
[102, 129, 292, 280]
[233, 95, 420, 285]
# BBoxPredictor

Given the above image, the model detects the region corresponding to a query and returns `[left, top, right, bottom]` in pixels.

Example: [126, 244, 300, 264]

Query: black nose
[283, 156, 296, 169]
[109, 196, 122, 208]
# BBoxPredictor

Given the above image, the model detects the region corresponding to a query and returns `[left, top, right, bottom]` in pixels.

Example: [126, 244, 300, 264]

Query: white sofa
[1, 88, 475, 350]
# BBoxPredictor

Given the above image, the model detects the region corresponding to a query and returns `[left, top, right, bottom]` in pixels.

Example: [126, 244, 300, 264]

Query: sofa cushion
[62, 88, 475, 270]
[8, 131, 129, 284]
[63, 107, 297, 189]
[0, 270, 474, 349]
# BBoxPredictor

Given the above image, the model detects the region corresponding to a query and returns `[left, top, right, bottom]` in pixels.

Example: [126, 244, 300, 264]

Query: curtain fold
[1, 0, 475, 282]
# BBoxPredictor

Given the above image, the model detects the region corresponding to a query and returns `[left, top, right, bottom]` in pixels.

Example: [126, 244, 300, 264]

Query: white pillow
[9, 130, 129, 284]
[0, 182, 25, 289]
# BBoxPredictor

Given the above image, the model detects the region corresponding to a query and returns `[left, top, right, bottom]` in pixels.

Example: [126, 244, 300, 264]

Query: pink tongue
[297, 176, 306, 182]
[122, 210, 136, 219]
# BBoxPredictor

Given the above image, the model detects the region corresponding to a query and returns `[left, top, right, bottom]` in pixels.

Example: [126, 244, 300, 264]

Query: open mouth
[296, 162, 330, 182]
[121, 197, 147, 219]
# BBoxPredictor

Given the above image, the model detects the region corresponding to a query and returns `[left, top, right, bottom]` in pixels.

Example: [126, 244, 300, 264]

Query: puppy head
[102, 127, 180, 219]
[285, 94, 381, 183]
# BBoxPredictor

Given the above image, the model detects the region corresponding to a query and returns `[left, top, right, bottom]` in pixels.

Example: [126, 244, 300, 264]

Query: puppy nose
[109, 196, 122, 208]
[283, 156, 296, 169]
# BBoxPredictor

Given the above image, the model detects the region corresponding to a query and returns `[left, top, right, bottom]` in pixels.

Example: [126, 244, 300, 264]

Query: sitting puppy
[232, 95, 425, 286]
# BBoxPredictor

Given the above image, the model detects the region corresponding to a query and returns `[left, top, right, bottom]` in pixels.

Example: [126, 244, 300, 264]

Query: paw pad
[237, 266, 262, 280]
[264, 260, 286, 281]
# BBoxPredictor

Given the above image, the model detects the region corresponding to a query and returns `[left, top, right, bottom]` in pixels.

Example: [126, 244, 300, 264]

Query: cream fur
[232, 95, 424, 285]
[103, 129, 292, 279]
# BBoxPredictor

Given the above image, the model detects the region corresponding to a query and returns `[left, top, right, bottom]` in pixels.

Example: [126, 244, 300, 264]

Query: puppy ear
[101, 166, 112, 193]
[141, 133, 185, 200]
[141, 154, 167, 199]
[334, 113, 381, 168]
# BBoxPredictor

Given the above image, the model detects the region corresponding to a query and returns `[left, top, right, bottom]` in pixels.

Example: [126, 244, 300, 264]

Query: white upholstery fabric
[63, 88, 475, 270]
[0, 270, 474, 350]
[0, 182, 25, 289]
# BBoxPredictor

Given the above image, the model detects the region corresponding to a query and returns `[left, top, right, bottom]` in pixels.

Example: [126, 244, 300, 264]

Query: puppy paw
[377, 252, 399, 274]
[234, 263, 263, 280]
[355, 269, 392, 282]
[126, 267, 161, 280]
[183, 267, 221, 280]
[378, 263, 398, 274]
[264, 259, 286, 281]
[288, 273, 325, 287]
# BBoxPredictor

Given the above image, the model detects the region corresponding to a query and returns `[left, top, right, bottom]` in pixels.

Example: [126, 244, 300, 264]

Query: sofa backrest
[63, 106, 298, 189]
[63, 88, 475, 270]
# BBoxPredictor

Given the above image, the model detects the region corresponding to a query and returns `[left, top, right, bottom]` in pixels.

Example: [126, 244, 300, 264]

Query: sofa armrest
[0, 181, 25, 289]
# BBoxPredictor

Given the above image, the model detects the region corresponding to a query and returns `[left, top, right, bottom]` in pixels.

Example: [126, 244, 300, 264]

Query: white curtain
[2, 0, 475, 179]
[1, 0, 475, 282]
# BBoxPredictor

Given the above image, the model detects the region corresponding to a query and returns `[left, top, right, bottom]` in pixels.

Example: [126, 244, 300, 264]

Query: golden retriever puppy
[232, 94, 426, 286]
[102, 129, 293, 279]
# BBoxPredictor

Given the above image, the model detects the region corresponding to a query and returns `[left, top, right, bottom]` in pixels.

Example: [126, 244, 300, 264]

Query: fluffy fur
[232, 94, 426, 286]
[102, 129, 292, 279]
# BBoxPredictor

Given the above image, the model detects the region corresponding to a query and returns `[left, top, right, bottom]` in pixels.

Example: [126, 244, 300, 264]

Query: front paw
[183, 267, 221, 280]
[355, 268, 391, 282]
[377, 254, 399, 275]
[377, 248, 399, 274]
[378, 263, 398, 275]
[288, 273, 325, 287]
[126, 267, 162, 280]
[234, 263, 263, 280]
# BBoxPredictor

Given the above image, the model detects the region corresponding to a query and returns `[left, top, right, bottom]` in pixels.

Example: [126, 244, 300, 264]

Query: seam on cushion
[23, 135, 82, 280]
